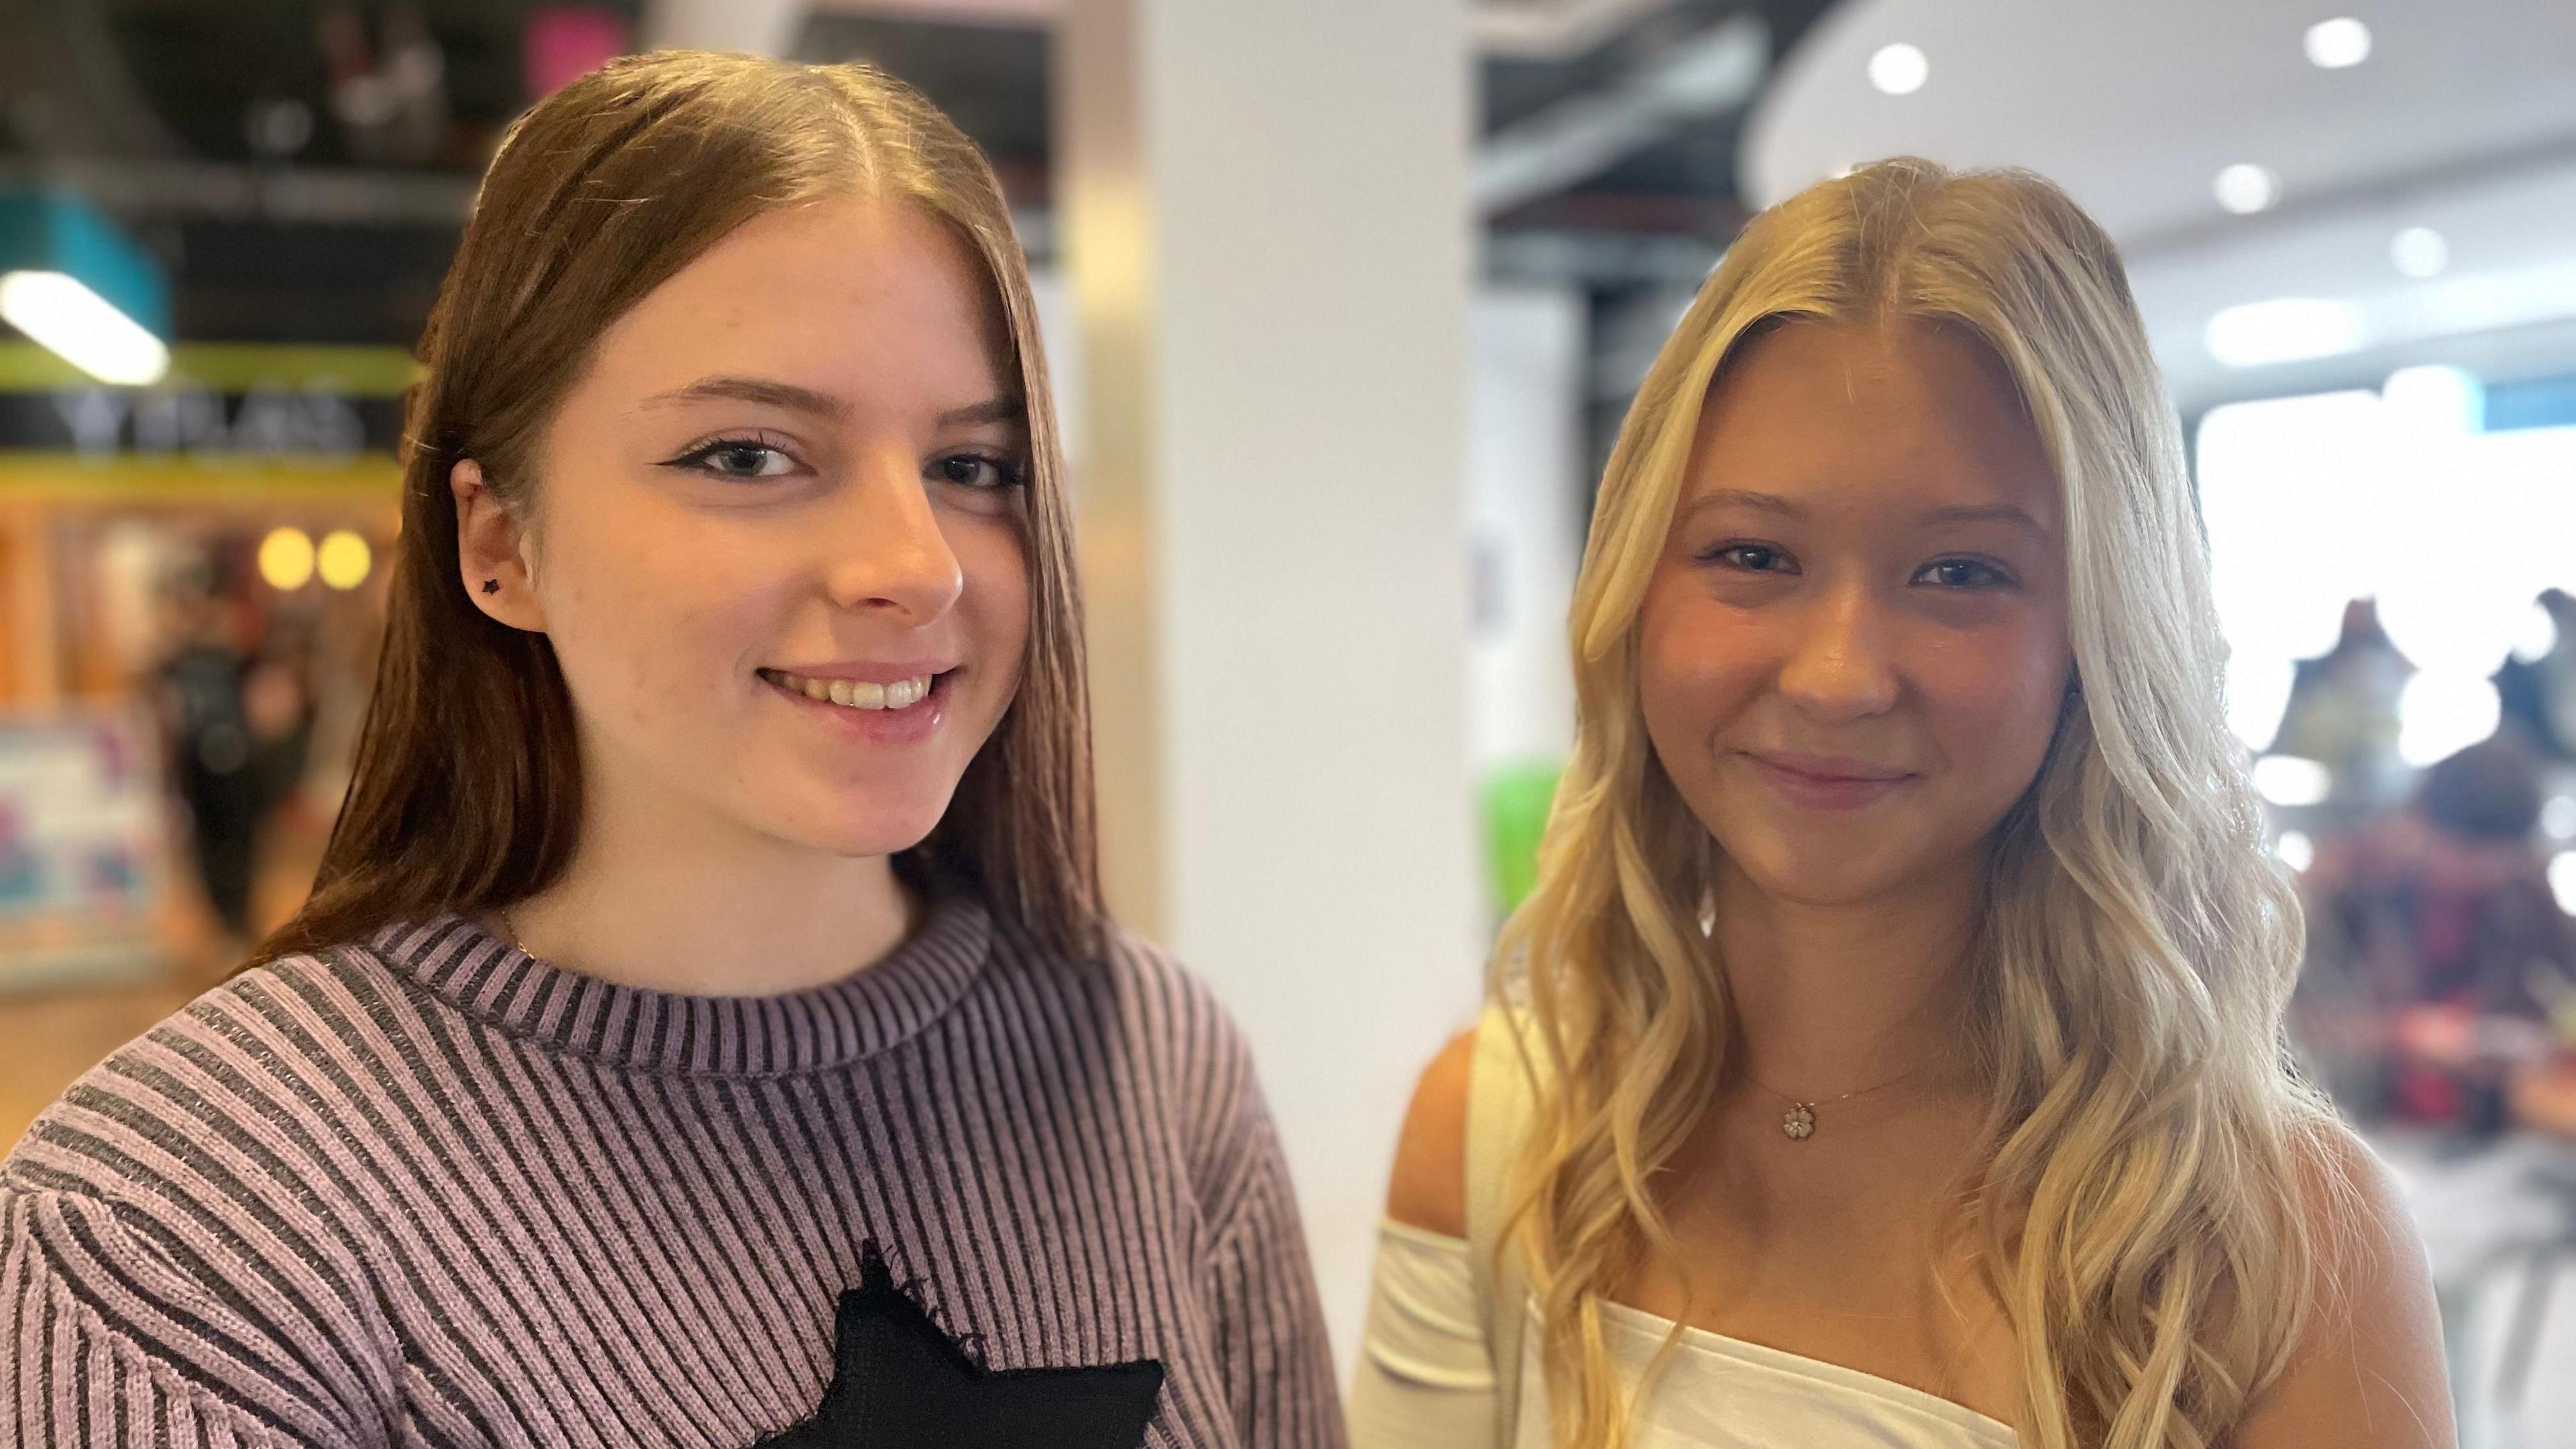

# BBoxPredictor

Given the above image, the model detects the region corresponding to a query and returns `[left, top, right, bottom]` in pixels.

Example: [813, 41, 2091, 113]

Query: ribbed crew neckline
[366, 896, 994, 1076]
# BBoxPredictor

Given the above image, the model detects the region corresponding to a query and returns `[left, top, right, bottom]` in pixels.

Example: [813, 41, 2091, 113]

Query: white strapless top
[1348, 1220, 2019, 1449]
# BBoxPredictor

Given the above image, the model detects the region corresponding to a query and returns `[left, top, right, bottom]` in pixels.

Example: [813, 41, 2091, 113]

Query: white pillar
[1057, 0, 1484, 1361]
[1469, 287, 1586, 775]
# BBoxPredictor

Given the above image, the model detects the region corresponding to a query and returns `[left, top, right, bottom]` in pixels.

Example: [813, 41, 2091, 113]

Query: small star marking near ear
[480, 578, 500, 595]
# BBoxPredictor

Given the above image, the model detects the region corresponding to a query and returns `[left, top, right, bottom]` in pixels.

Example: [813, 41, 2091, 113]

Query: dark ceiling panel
[794, 15, 1050, 168]
[170, 217, 460, 343]
[99, 0, 574, 168]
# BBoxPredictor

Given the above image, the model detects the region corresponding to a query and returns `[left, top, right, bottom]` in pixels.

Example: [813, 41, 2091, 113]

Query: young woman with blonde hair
[3, 52, 1338, 1448]
[1350, 160, 2449, 1448]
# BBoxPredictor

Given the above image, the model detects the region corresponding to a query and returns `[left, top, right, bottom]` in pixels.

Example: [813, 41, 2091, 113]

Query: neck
[500, 763, 916, 999]
[1711, 853, 1985, 1102]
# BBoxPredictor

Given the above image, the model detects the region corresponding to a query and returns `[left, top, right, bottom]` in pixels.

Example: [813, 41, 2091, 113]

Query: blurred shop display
[0, 341, 401, 983]
[0, 706, 166, 994]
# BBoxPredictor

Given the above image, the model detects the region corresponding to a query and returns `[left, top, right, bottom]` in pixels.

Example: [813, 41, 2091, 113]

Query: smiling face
[460, 197, 1031, 863]
[1638, 317, 2074, 910]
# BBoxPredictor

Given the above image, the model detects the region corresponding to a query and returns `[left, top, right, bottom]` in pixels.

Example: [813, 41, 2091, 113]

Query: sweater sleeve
[1199, 1081, 1349, 1449]
[3, 1185, 388, 1448]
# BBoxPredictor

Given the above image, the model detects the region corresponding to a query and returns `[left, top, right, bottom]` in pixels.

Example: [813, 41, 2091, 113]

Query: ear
[451, 459, 547, 632]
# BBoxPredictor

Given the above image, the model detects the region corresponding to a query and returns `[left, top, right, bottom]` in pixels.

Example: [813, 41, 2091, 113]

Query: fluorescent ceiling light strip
[0, 270, 170, 387]
[2205, 297, 2366, 368]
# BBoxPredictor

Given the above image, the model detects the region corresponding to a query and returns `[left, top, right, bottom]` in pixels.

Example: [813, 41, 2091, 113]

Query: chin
[1726, 837, 1928, 909]
[759, 786, 958, 861]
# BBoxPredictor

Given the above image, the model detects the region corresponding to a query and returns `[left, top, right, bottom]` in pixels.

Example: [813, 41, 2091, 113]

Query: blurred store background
[1, 0, 2571, 1438]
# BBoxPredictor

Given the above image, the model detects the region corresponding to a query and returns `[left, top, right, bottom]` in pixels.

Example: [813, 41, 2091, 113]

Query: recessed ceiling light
[2205, 297, 2366, 367]
[2214, 164, 2281, 215]
[2304, 17, 2371, 68]
[1868, 43, 1928, 96]
[2391, 226, 2449, 278]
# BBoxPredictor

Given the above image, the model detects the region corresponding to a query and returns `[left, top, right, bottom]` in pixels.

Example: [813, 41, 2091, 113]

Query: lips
[1739, 749, 1915, 810]
[1742, 750, 1911, 784]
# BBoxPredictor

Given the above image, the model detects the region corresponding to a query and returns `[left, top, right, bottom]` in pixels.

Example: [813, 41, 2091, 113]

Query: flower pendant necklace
[1749, 1064, 1929, 1142]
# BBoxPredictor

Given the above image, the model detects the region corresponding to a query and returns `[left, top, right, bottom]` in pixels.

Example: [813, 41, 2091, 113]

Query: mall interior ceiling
[0, 0, 1829, 337]
[0, 0, 1837, 474]
[12, 0, 2573, 466]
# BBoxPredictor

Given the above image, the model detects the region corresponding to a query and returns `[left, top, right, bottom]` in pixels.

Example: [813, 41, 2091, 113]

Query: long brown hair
[258, 52, 1102, 964]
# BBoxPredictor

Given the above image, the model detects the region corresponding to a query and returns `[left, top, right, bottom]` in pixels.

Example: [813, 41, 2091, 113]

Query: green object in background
[1482, 759, 1564, 917]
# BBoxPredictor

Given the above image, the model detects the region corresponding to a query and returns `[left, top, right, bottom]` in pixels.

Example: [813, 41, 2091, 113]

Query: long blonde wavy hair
[1499, 158, 2343, 1449]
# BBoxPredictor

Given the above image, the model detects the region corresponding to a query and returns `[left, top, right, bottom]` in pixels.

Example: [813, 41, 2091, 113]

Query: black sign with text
[0, 385, 405, 459]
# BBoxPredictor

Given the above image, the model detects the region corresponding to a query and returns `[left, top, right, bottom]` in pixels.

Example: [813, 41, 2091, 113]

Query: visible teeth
[768, 671, 935, 712]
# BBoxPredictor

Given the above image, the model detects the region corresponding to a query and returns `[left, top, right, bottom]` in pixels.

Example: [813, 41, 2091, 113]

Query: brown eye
[667, 437, 800, 479]
[707, 444, 784, 476]
[1701, 543, 1793, 573]
[1915, 558, 2010, 588]
[931, 453, 1025, 490]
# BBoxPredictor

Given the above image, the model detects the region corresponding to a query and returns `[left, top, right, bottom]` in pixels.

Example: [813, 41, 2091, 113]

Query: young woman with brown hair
[3, 53, 1339, 1449]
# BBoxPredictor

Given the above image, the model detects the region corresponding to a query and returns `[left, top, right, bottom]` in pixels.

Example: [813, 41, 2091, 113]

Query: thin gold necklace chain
[1748, 1061, 1935, 1142]
[496, 906, 546, 966]
[1745, 1060, 1932, 1110]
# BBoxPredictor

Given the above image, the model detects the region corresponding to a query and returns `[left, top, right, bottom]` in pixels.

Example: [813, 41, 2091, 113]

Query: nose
[822, 447, 965, 625]
[1775, 578, 1900, 722]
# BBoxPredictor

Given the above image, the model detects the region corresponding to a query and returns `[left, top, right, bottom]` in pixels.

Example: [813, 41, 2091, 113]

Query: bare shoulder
[2236, 1120, 2454, 1449]
[1383, 1027, 1480, 1239]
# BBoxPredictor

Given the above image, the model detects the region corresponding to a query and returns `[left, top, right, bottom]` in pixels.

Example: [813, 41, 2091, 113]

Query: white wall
[1056, 0, 1484, 1362]
[1468, 286, 1585, 775]
[1033, 258, 1591, 1352]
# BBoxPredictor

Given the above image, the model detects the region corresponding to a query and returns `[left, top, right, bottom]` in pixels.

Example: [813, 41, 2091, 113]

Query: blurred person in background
[2495, 588, 2576, 763]
[2275, 598, 2414, 818]
[152, 557, 265, 959]
[1, 52, 1338, 1449]
[154, 557, 319, 971]
[2296, 738, 2576, 1136]
[1352, 160, 2448, 1449]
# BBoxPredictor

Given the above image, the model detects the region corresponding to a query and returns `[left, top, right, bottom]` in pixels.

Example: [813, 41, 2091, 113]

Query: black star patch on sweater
[751, 1246, 1166, 1449]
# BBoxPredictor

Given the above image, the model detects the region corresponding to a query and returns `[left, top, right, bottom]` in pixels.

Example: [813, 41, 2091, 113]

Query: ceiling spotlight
[2214, 163, 2280, 215]
[1868, 43, 1929, 96]
[2390, 226, 2449, 278]
[2304, 17, 2371, 68]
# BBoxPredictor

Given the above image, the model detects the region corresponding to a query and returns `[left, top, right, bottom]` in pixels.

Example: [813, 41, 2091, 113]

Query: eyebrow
[935, 397, 1025, 429]
[1915, 502, 2049, 534]
[1686, 488, 1805, 518]
[642, 376, 1025, 430]
[645, 376, 845, 417]
[1681, 489, 2048, 535]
